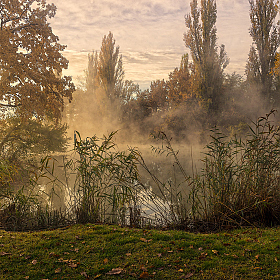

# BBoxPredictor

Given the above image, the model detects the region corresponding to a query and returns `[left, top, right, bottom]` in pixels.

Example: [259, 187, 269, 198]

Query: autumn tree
[0, 0, 75, 120]
[184, 0, 229, 116]
[147, 80, 168, 113]
[167, 54, 193, 108]
[0, 1, 74, 196]
[245, 0, 280, 105]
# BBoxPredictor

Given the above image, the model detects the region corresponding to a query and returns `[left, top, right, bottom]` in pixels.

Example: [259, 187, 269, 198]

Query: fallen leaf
[93, 275, 101, 279]
[140, 266, 147, 271]
[139, 272, 149, 278]
[212, 250, 218, 255]
[126, 253, 132, 256]
[255, 254, 259, 260]
[55, 268, 61, 273]
[81, 271, 88, 277]
[49, 252, 60, 258]
[24, 277, 29, 279]
[167, 250, 173, 253]
[199, 252, 207, 260]
[178, 269, 184, 272]
[140, 238, 152, 242]
[275, 257, 278, 262]
[180, 273, 194, 279]
[106, 268, 123, 275]
[103, 258, 108, 264]
[157, 253, 162, 257]
[0, 252, 12, 256]
[74, 248, 79, 252]
[198, 247, 203, 251]
[31, 259, 37, 265]
[253, 267, 262, 270]
[189, 245, 194, 249]
[68, 262, 78, 268]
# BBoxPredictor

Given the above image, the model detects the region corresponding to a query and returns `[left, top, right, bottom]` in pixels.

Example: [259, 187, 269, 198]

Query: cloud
[62, 49, 182, 89]
[49, 0, 188, 52]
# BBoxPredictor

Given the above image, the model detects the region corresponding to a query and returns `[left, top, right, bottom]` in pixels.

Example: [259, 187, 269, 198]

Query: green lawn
[0, 224, 279, 279]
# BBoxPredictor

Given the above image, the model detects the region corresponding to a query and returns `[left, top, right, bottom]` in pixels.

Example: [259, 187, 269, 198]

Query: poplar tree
[184, 0, 229, 115]
[86, 51, 99, 94]
[85, 32, 125, 113]
[97, 32, 124, 104]
[246, 0, 280, 103]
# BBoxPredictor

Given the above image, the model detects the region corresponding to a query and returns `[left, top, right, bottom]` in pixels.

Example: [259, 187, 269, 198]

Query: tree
[67, 32, 140, 137]
[0, 0, 75, 120]
[246, 0, 280, 104]
[167, 54, 193, 107]
[0, 1, 74, 200]
[184, 0, 229, 115]
[0, 117, 69, 160]
[86, 51, 99, 94]
[97, 32, 124, 105]
[148, 79, 168, 113]
[0, 115, 69, 197]
[84, 32, 125, 117]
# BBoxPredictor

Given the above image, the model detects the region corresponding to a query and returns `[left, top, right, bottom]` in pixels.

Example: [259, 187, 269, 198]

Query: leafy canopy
[0, 0, 75, 120]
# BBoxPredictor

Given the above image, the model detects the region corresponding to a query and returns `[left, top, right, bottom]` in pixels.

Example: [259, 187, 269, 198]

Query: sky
[48, 0, 253, 90]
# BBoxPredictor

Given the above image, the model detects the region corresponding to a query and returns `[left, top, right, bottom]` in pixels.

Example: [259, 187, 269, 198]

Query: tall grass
[189, 110, 280, 230]
[71, 131, 141, 225]
[130, 110, 280, 230]
[1, 111, 280, 231]
[129, 132, 192, 228]
[0, 156, 70, 231]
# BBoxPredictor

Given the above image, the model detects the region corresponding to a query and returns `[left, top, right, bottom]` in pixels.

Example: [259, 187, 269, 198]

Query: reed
[189, 110, 280, 230]
[71, 131, 140, 225]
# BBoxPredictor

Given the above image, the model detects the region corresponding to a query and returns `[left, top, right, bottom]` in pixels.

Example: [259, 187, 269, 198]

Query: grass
[0, 224, 279, 279]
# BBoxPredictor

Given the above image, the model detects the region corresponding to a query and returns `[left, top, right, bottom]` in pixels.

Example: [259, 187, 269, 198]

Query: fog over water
[48, 0, 253, 89]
